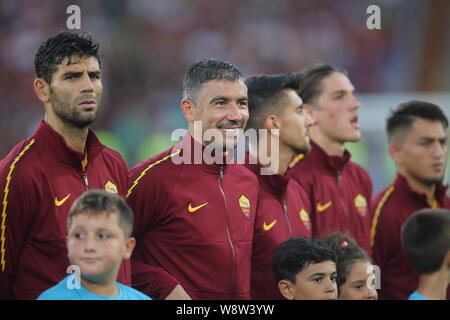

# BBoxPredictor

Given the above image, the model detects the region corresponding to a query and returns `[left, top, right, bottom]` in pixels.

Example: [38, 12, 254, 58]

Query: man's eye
[313, 278, 322, 283]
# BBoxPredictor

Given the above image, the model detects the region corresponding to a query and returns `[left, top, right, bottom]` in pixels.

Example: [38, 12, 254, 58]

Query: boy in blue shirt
[401, 208, 450, 300]
[38, 190, 150, 300]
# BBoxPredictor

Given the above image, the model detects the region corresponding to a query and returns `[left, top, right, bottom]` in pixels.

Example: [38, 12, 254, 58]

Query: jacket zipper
[337, 171, 349, 232]
[82, 172, 89, 191]
[218, 166, 236, 297]
[282, 200, 293, 236]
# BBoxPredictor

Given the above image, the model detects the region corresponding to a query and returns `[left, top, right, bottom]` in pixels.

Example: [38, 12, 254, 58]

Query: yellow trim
[127, 149, 181, 198]
[82, 152, 88, 172]
[432, 199, 439, 209]
[288, 154, 304, 169]
[370, 185, 395, 249]
[1, 139, 35, 272]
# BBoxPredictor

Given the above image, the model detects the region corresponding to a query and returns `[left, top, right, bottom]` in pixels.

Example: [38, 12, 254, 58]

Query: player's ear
[34, 78, 50, 103]
[278, 279, 295, 300]
[181, 99, 196, 123]
[388, 143, 402, 165]
[123, 237, 136, 260]
[265, 114, 281, 137]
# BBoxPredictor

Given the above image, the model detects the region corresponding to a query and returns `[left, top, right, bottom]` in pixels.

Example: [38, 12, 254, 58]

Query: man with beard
[371, 101, 450, 300]
[244, 73, 313, 299]
[0, 32, 130, 299]
[127, 58, 258, 300]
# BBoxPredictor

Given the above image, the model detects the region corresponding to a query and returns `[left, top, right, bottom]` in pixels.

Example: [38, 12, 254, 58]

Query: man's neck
[251, 140, 293, 175]
[310, 129, 345, 156]
[400, 171, 437, 207]
[45, 116, 88, 153]
[416, 268, 448, 300]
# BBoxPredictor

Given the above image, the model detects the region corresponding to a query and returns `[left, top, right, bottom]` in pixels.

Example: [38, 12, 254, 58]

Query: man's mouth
[350, 115, 360, 129]
[78, 99, 97, 110]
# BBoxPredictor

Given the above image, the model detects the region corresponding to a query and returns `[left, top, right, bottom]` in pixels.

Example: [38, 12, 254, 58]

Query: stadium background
[0, 0, 449, 195]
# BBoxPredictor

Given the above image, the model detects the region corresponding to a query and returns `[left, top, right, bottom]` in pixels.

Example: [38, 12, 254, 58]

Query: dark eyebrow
[62, 71, 83, 78]
[88, 70, 101, 77]
[209, 96, 230, 104]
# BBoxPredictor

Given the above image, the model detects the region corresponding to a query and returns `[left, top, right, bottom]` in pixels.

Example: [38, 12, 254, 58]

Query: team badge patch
[105, 180, 118, 194]
[238, 194, 251, 220]
[299, 209, 311, 231]
[354, 194, 368, 217]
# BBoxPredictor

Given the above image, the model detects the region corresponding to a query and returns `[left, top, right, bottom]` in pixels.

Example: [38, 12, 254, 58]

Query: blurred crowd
[0, 0, 448, 172]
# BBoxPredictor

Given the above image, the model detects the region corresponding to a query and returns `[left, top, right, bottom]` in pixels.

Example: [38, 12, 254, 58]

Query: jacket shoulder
[127, 146, 181, 197]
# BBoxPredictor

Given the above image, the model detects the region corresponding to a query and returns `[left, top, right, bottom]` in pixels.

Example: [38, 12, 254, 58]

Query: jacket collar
[172, 131, 233, 175]
[308, 140, 351, 173]
[394, 173, 449, 206]
[34, 120, 104, 169]
[243, 152, 289, 200]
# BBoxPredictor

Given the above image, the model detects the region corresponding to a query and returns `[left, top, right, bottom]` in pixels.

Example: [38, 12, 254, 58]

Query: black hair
[401, 208, 450, 274]
[297, 63, 347, 105]
[34, 31, 100, 84]
[272, 236, 336, 284]
[182, 58, 244, 104]
[245, 73, 303, 130]
[67, 189, 134, 238]
[386, 100, 448, 143]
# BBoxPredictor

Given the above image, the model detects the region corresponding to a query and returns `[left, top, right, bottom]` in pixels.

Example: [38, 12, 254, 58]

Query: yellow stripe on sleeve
[370, 185, 395, 249]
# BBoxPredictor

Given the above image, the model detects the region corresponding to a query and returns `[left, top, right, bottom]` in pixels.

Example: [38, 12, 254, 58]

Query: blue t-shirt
[408, 291, 427, 300]
[37, 275, 151, 300]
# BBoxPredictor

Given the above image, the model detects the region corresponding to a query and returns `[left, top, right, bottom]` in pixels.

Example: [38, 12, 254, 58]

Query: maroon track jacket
[371, 174, 450, 300]
[127, 133, 258, 300]
[244, 157, 311, 300]
[287, 140, 373, 255]
[0, 121, 130, 299]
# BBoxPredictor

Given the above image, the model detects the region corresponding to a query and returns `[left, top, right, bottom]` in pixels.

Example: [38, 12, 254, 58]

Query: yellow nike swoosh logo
[55, 194, 71, 207]
[188, 202, 208, 213]
[317, 201, 332, 212]
[263, 220, 277, 231]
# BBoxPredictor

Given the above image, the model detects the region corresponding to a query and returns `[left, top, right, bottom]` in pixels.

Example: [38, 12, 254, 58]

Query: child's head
[323, 233, 378, 300]
[272, 237, 338, 300]
[66, 190, 136, 284]
[401, 208, 450, 279]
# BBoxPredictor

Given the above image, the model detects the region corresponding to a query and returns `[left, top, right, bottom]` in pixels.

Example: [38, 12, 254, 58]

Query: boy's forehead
[300, 260, 336, 277]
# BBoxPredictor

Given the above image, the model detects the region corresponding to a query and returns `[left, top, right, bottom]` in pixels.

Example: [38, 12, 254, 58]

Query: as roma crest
[238, 194, 251, 220]
[354, 194, 368, 217]
[299, 209, 311, 231]
[105, 180, 118, 194]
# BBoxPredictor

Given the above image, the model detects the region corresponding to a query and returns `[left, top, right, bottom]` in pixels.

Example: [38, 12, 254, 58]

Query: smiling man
[0, 32, 130, 299]
[371, 101, 450, 300]
[287, 64, 373, 255]
[127, 58, 258, 300]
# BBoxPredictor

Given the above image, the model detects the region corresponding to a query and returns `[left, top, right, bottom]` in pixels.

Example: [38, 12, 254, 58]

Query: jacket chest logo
[105, 180, 118, 194]
[238, 194, 251, 220]
[354, 194, 368, 217]
[316, 201, 332, 212]
[54, 193, 71, 207]
[299, 209, 311, 231]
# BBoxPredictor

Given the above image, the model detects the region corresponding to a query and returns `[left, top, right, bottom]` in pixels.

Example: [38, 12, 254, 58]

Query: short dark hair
[386, 100, 448, 144]
[298, 63, 347, 105]
[322, 233, 371, 293]
[67, 190, 134, 238]
[401, 208, 450, 274]
[182, 58, 244, 104]
[272, 237, 336, 284]
[34, 31, 101, 84]
[245, 73, 303, 130]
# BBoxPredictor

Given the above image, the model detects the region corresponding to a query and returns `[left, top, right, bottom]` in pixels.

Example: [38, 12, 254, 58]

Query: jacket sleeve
[0, 166, 39, 299]
[127, 166, 181, 299]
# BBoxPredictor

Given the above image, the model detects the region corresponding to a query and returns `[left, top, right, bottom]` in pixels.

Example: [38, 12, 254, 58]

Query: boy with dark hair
[287, 63, 373, 255]
[38, 190, 150, 300]
[244, 73, 313, 299]
[371, 100, 449, 299]
[272, 237, 337, 300]
[401, 208, 450, 300]
[0, 31, 129, 299]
